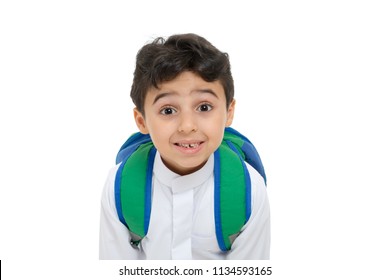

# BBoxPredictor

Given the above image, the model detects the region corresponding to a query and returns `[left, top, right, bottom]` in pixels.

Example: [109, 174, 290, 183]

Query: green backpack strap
[114, 141, 156, 247]
[214, 140, 249, 251]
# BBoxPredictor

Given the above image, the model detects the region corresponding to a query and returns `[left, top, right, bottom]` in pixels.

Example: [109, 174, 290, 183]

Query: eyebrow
[152, 89, 219, 105]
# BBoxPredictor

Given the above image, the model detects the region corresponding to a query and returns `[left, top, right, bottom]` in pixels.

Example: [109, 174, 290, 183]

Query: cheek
[147, 121, 172, 144]
[203, 110, 228, 129]
[202, 117, 226, 141]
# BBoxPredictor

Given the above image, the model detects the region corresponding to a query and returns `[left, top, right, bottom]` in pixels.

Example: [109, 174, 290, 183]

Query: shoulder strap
[114, 128, 266, 251]
[114, 137, 156, 246]
[214, 141, 249, 251]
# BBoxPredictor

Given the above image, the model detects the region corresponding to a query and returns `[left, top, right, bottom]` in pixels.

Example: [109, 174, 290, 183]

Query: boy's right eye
[160, 107, 177, 115]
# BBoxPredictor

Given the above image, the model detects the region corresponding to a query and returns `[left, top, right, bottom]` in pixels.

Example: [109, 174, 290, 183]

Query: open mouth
[174, 142, 203, 149]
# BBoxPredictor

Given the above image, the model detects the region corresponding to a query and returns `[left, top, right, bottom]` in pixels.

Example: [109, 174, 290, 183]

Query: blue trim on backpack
[144, 147, 156, 235]
[116, 133, 152, 164]
[242, 142, 267, 185]
[213, 148, 227, 251]
[115, 157, 129, 228]
[226, 141, 252, 222]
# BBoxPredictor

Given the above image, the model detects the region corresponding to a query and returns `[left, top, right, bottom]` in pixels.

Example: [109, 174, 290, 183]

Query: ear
[225, 99, 236, 127]
[133, 108, 149, 134]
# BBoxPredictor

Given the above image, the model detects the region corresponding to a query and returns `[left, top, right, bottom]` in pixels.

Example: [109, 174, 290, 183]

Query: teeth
[178, 143, 199, 148]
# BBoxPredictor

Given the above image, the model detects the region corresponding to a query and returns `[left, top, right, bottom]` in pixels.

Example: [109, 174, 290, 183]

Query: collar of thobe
[153, 152, 214, 194]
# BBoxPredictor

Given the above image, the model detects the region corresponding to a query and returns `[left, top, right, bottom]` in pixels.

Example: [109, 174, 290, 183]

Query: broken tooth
[178, 143, 199, 148]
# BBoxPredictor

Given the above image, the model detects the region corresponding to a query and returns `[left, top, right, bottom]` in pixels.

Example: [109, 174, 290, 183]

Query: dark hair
[130, 33, 234, 115]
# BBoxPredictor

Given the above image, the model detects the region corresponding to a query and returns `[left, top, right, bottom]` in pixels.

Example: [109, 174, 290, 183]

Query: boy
[99, 33, 270, 260]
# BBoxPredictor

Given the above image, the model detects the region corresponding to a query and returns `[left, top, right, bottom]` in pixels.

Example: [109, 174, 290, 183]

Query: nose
[178, 110, 197, 133]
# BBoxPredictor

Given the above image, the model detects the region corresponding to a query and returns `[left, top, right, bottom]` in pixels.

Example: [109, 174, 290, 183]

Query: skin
[134, 71, 235, 175]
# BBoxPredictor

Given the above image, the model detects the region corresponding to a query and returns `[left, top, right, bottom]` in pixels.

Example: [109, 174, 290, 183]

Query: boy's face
[134, 71, 235, 175]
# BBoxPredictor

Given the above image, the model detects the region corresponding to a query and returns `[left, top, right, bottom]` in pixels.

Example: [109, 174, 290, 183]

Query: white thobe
[99, 152, 270, 260]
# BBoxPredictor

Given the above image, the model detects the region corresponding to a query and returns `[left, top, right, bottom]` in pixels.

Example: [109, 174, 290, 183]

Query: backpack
[114, 127, 266, 251]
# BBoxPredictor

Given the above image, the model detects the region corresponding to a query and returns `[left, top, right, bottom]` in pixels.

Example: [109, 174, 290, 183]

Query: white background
[1, 0, 389, 279]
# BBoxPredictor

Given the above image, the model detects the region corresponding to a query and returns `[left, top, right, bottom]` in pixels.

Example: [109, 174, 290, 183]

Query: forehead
[146, 71, 226, 102]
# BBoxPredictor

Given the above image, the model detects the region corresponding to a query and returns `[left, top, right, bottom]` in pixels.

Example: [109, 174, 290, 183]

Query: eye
[160, 107, 177, 115]
[197, 103, 213, 112]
